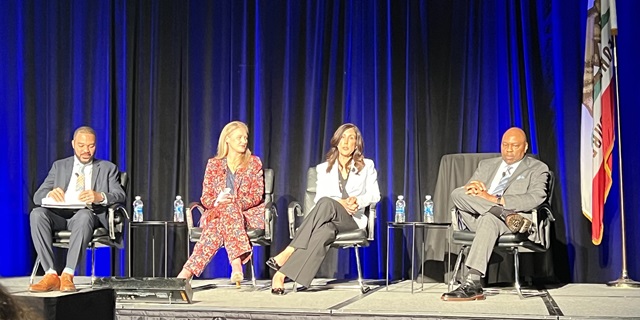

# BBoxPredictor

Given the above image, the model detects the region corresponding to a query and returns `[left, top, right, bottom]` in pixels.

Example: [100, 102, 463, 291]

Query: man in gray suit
[29, 126, 125, 292]
[441, 127, 550, 301]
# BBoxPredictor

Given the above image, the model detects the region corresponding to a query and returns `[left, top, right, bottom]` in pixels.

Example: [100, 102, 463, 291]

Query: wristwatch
[496, 195, 502, 205]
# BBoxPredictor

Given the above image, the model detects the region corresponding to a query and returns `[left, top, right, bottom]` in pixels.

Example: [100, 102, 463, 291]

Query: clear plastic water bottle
[423, 195, 434, 223]
[173, 195, 184, 222]
[395, 195, 406, 223]
[133, 196, 144, 222]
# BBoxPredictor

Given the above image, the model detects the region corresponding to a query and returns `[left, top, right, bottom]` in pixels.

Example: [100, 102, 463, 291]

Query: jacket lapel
[62, 157, 74, 191]
[486, 158, 503, 185]
[92, 159, 100, 190]
[503, 156, 532, 192]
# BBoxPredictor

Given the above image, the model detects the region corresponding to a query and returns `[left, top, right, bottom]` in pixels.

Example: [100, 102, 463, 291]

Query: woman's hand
[214, 188, 232, 207]
[217, 193, 232, 205]
[338, 197, 359, 214]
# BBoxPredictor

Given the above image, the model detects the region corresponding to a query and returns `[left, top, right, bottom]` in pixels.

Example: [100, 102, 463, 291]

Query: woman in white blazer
[267, 123, 381, 295]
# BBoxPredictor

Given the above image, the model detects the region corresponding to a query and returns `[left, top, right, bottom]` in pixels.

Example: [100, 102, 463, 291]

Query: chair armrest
[287, 201, 302, 239]
[264, 201, 277, 240]
[366, 205, 376, 241]
[187, 202, 205, 230]
[108, 203, 128, 240]
[450, 207, 463, 231]
[529, 202, 554, 248]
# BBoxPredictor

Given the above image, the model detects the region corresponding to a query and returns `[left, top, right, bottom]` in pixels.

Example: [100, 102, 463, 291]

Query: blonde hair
[325, 123, 365, 173]
[215, 121, 252, 169]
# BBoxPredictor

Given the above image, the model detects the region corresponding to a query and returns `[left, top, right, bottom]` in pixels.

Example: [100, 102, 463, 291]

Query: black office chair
[287, 167, 376, 294]
[439, 153, 555, 299]
[29, 171, 130, 287]
[185, 168, 276, 287]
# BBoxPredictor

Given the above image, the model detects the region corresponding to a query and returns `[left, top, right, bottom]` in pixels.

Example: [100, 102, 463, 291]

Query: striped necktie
[76, 165, 86, 192]
[492, 166, 513, 196]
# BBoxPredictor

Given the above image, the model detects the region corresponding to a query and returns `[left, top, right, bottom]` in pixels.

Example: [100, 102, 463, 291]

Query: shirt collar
[73, 156, 93, 169]
[499, 157, 524, 173]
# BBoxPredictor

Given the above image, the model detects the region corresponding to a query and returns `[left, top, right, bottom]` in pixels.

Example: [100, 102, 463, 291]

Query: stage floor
[5, 276, 640, 320]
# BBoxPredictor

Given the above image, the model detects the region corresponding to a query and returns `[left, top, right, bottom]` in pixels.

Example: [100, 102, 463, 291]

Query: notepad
[41, 192, 88, 209]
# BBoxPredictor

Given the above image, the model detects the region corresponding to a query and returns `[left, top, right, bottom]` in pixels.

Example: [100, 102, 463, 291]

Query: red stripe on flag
[591, 79, 615, 245]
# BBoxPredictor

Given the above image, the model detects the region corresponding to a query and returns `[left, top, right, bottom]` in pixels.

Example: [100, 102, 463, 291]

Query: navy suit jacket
[33, 156, 126, 230]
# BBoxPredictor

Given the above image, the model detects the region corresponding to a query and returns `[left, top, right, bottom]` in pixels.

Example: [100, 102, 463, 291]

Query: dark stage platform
[4, 276, 640, 320]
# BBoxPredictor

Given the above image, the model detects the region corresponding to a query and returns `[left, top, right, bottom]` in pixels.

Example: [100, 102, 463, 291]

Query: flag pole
[606, 0, 640, 288]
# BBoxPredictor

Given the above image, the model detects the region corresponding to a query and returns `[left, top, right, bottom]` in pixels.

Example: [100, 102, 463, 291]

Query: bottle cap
[425, 195, 431, 200]
[135, 196, 141, 200]
[176, 195, 182, 200]
[398, 195, 404, 200]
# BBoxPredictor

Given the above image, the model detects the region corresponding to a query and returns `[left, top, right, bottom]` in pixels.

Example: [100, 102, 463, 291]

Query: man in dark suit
[441, 127, 550, 301]
[29, 126, 125, 292]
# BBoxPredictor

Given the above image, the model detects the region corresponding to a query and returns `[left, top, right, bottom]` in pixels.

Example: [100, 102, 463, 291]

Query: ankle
[273, 272, 285, 281]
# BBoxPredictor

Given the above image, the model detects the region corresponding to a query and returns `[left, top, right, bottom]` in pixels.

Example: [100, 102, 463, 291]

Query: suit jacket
[199, 155, 265, 230]
[465, 155, 549, 212]
[314, 158, 381, 229]
[33, 156, 126, 230]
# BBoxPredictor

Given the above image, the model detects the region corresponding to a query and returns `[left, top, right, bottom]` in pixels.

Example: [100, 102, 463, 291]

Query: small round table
[127, 221, 187, 277]
[385, 221, 451, 293]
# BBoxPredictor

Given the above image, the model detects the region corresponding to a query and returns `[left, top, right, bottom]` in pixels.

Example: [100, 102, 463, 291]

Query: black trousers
[279, 197, 359, 287]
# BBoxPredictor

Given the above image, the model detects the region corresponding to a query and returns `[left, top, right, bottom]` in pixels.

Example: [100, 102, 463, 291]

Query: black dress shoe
[271, 287, 285, 295]
[441, 280, 485, 301]
[266, 257, 281, 271]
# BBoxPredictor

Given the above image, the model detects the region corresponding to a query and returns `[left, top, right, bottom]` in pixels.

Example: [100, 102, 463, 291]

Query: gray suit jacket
[33, 156, 126, 230]
[466, 155, 549, 212]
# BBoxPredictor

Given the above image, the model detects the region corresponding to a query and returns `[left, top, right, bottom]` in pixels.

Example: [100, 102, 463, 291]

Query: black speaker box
[14, 288, 115, 320]
[93, 277, 193, 304]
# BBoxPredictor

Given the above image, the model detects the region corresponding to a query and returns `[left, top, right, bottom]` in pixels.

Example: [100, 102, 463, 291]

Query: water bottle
[423, 195, 434, 223]
[133, 196, 144, 222]
[173, 195, 184, 222]
[395, 195, 406, 223]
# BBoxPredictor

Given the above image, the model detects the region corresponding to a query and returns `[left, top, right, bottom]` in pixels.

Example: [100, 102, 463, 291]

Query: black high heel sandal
[271, 287, 285, 295]
[266, 257, 281, 271]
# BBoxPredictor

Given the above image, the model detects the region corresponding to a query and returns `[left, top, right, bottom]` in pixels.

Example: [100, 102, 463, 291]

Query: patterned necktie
[76, 165, 86, 192]
[492, 166, 513, 196]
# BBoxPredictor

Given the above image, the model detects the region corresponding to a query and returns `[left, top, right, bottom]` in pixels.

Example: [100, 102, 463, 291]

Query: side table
[128, 221, 187, 277]
[386, 221, 451, 293]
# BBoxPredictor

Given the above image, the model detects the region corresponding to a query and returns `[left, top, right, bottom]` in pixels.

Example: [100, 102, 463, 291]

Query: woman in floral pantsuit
[177, 121, 265, 283]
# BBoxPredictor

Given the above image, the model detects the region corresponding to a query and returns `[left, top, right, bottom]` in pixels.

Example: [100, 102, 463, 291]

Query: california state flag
[581, 0, 616, 245]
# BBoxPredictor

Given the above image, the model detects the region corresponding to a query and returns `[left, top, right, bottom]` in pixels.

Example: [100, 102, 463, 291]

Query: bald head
[501, 127, 528, 165]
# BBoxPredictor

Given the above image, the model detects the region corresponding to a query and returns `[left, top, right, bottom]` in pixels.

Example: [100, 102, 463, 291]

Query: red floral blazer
[199, 155, 265, 230]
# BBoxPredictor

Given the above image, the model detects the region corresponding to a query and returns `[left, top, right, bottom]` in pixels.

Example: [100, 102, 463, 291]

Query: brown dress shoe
[60, 273, 77, 292]
[505, 213, 532, 233]
[29, 273, 60, 292]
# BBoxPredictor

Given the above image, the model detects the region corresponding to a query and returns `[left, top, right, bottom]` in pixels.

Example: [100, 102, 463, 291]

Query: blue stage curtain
[1, 0, 639, 284]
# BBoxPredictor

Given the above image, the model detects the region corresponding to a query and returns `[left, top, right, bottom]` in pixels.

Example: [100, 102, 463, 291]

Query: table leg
[164, 221, 168, 279]
[447, 225, 452, 291]
[152, 234, 156, 278]
[411, 224, 415, 294]
[386, 225, 390, 290]
[127, 223, 131, 277]
[421, 226, 425, 291]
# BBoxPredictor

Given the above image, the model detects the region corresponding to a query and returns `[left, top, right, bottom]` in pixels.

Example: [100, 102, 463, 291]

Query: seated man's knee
[71, 209, 95, 225]
[477, 214, 502, 230]
[30, 207, 49, 224]
[451, 188, 467, 202]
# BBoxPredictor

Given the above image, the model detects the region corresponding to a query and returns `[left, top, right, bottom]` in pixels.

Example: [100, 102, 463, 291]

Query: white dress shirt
[488, 159, 522, 194]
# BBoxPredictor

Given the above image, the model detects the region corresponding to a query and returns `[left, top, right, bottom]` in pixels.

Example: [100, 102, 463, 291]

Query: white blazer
[314, 158, 381, 229]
